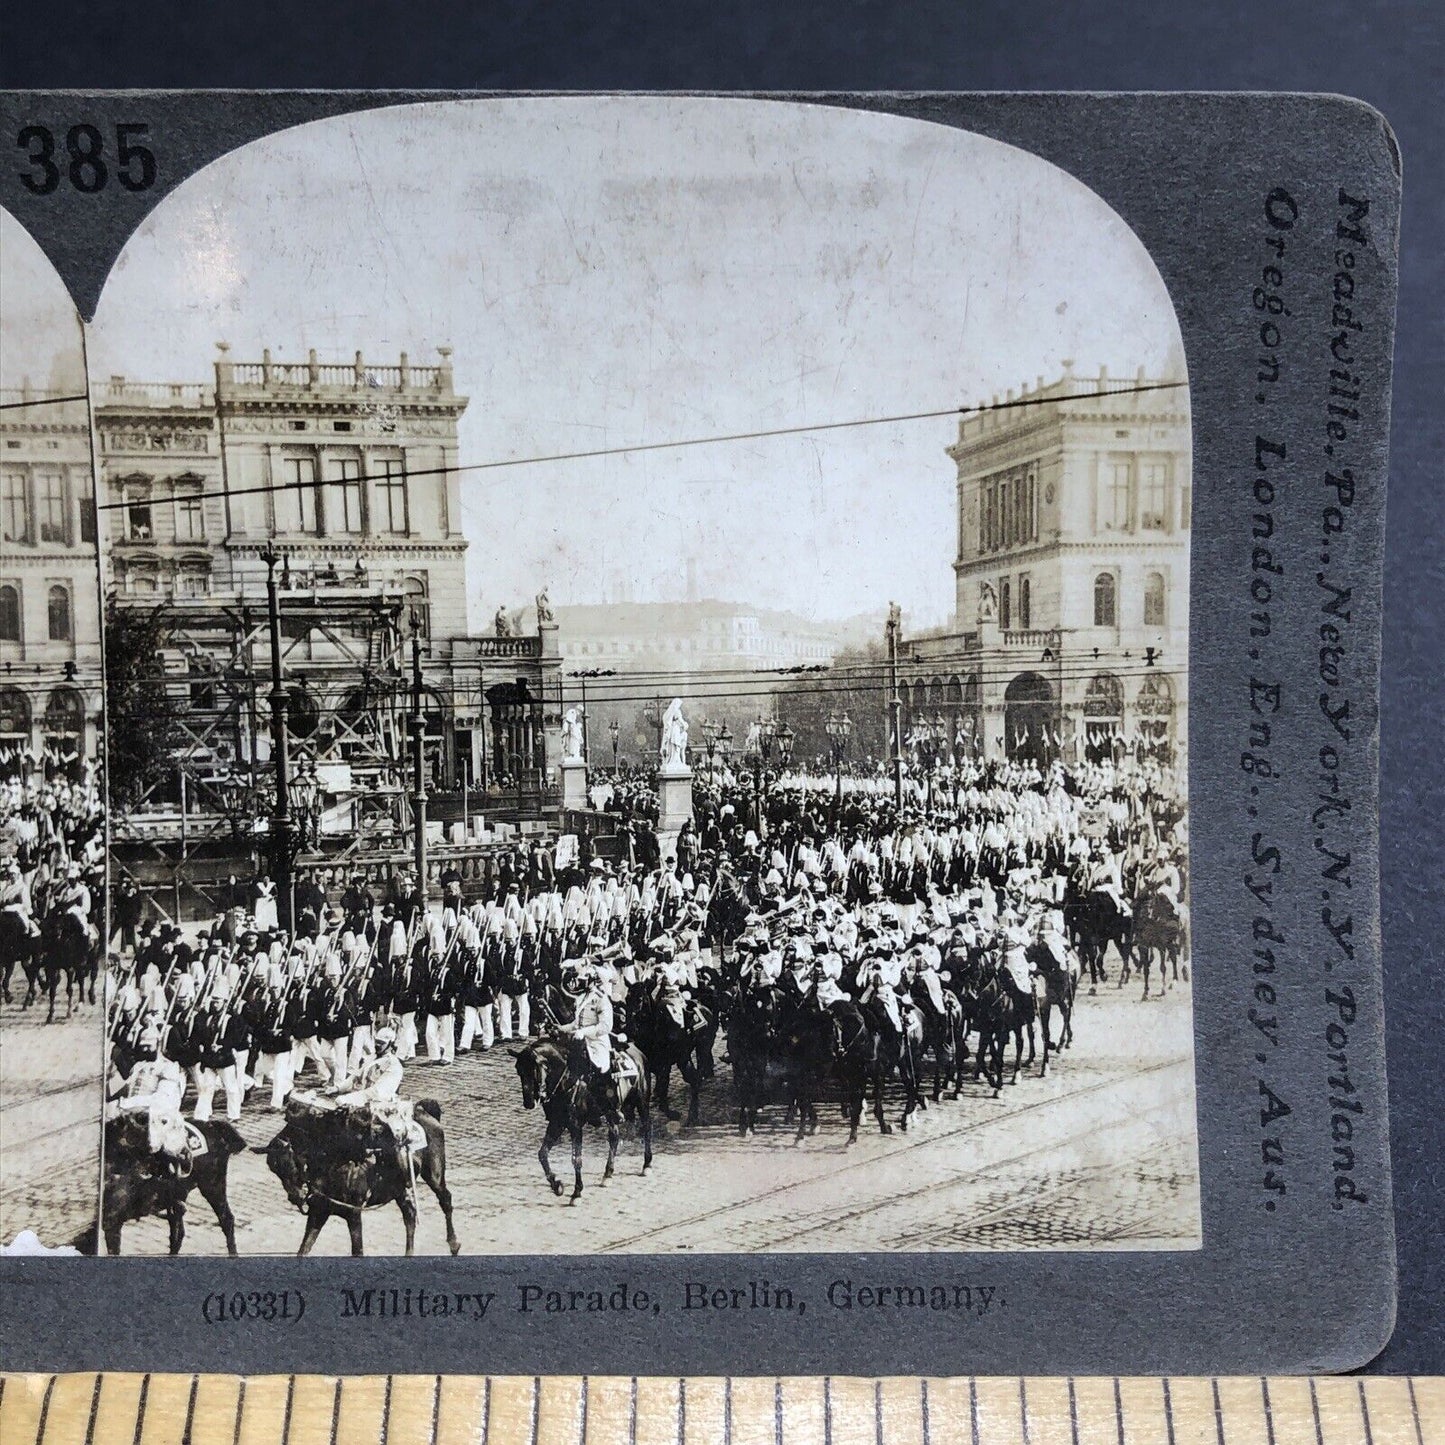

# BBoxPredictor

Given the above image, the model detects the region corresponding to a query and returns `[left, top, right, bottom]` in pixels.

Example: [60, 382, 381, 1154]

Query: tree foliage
[104, 597, 185, 810]
[775, 642, 892, 771]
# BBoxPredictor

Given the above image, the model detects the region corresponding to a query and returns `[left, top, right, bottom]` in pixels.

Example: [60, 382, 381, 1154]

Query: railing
[223, 361, 450, 392]
[470, 636, 542, 659]
[1002, 628, 1062, 649]
[99, 381, 211, 406]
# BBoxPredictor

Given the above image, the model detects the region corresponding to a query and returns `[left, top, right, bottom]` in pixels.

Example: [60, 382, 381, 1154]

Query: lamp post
[747, 715, 777, 836]
[825, 710, 853, 819]
[289, 749, 320, 853]
[776, 721, 795, 777]
[260, 545, 293, 934]
[702, 719, 732, 787]
[408, 608, 428, 911]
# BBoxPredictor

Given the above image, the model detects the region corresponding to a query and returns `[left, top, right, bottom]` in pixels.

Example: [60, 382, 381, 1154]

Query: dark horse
[625, 982, 710, 1126]
[36, 909, 97, 1022]
[1065, 889, 1133, 994]
[968, 959, 1036, 1095]
[1026, 943, 1078, 1075]
[1131, 890, 1188, 1000]
[512, 1037, 653, 1201]
[0, 909, 37, 1006]
[265, 1096, 460, 1256]
[76, 1114, 247, 1255]
[908, 976, 968, 1101]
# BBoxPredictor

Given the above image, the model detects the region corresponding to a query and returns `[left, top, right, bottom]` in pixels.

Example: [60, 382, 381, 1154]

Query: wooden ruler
[0, 1374, 1439, 1444]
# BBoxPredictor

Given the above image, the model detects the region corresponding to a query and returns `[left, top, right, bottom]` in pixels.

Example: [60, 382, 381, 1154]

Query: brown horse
[79, 1114, 246, 1255]
[264, 1096, 460, 1256]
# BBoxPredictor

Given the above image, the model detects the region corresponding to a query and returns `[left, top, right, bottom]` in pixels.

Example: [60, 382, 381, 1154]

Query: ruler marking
[1358, 1380, 1375, 1445]
[774, 1379, 784, 1445]
[921, 1379, 931, 1445]
[1068, 1378, 1080, 1445]
[380, 1377, 394, 1445]
[1019, 1379, 1031, 1445]
[83, 1373, 104, 1445]
[328, 1379, 342, 1445]
[482, 1377, 492, 1445]
[280, 1374, 296, 1445]
[132, 1374, 151, 1445]
[1407, 1378, 1425, 1445]
[1162, 1378, 1176, 1445]
[232, 1379, 246, 1445]
[1114, 1377, 1125, 1445]
[824, 1378, 833, 1445]
[580, 1377, 589, 1445]
[1309, 1378, 1324, 1445]
[430, 1375, 442, 1445]
[970, 1378, 980, 1445]
[182, 1374, 200, 1445]
[1212, 1379, 1225, 1445]
[1260, 1379, 1276, 1445]
[531, 1377, 541, 1445]
[33, 1374, 56, 1445]
[875, 1380, 884, 1445]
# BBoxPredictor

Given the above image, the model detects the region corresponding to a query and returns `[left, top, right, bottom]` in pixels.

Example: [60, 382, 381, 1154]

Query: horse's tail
[414, 1098, 443, 1123]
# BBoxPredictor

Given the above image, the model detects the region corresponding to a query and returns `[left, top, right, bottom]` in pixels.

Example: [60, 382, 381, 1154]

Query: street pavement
[85, 977, 1201, 1257]
[0, 994, 104, 1248]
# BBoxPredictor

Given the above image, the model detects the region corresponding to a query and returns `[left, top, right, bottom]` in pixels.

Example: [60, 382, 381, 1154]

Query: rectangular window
[126, 490, 152, 541]
[1108, 460, 1132, 531]
[377, 457, 408, 535]
[38, 473, 66, 543]
[176, 490, 204, 541]
[0, 583, 20, 642]
[325, 457, 363, 534]
[1140, 460, 1169, 530]
[2, 472, 29, 543]
[1019, 575, 1031, 630]
[283, 456, 318, 533]
[999, 578, 1011, 631]
[79, 497, 96, 545]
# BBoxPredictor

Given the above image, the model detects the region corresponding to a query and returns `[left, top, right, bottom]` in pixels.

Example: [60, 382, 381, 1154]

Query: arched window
[125, 479, 153, 541]
[0, 584, 19, 643]
[47, 584, 72, 642]
[1083, 672, 1125, 762]
[1144, 571, 1166, 627]
[1093, 572, 1116, 628]
[43, 687, 84, 737]
[1019, 575, 1032, 630]
[0, 686, 29, 740]
[999, 577, 1011, 630]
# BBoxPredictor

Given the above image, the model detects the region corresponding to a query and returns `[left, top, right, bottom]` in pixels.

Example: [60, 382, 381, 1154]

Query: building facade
[96, 349, 561, 905]
[901, 364, 1189, 766]
[0, 387, 102, 776]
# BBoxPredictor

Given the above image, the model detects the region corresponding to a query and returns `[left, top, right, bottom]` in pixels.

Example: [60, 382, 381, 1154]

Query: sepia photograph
[2, 96, 1198, 1257]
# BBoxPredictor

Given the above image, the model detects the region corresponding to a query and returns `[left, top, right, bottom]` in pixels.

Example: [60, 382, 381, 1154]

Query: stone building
[97, 348, 561, 905]
[901, 364, 1190, 766]
[0, 386, 101, 775]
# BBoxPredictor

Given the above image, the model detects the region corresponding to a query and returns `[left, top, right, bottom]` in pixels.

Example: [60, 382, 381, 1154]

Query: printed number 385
[16, 123, 156, 194]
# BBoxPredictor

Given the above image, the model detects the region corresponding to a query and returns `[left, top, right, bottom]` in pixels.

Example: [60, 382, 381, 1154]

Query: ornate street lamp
[702, 718, 733, 786]
[288, 750, 321, 853]
[776, 721, 796, 771]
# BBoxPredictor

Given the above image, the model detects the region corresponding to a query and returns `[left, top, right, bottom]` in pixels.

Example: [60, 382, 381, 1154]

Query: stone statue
[535, 588, 554, 625]
[743, 719, 763, 757]
[561, 707, 584, 763]
[659, 699, 690, 771]
[494, 605, 511, 638]
[977, 580, 998, 624]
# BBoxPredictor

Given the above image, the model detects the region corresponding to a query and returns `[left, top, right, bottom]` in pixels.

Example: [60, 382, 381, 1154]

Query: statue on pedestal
[977, 580, 998, 625]
[494, 605, 512, 639]
[659, 699, 690, 771]
[535, 588, 554, 625]
[561, 707, 585, 763]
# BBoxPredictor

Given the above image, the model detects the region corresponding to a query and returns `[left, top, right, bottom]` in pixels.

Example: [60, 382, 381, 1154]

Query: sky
[8, 98, 1186, 630]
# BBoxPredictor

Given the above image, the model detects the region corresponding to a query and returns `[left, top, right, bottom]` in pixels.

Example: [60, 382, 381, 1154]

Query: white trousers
[458, 1004, 492, 1051]
[192, 1063, 242, 1122]
[425, 1012, 455, 1062]
[254, 1050, 294, 1109]
[496, 994, 530, 1041]
[349, 1023, 374, 1076]
[397, 1011, 418, 1061]
[292, 1035, 333, 1082]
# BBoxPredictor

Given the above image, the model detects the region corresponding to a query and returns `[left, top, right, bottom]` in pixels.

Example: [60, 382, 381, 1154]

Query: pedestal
[655, 765, 695, 864]
[560, 758, 589, 811]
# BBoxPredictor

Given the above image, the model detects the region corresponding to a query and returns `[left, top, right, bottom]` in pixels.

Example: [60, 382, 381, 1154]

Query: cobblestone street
[3, 975, 1199, 1257]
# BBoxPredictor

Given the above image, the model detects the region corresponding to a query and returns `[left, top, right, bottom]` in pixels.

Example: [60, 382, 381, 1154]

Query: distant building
[901, 364, 1189, 765]
[557, 598, 841, 765]
[0, 388, 100, 775]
